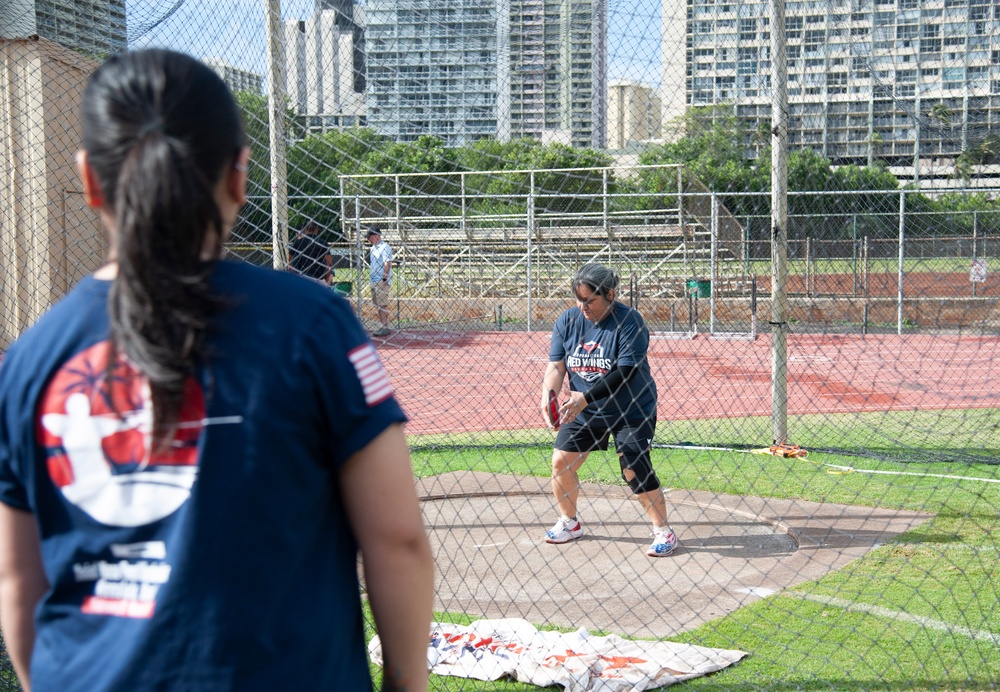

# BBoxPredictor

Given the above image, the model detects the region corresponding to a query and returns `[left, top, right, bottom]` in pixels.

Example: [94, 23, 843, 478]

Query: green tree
[929, 102, 953, 127]
[232, 91, 275, 245]
[928, 192, 1000, 237]
[287, 127, 388, 243]
[353, 135, 462, 221]
[638, 105, 769, 219]
[955, 133, 1000, 182]
[452, 138, 614, 218]
[520, 144, 614, 215]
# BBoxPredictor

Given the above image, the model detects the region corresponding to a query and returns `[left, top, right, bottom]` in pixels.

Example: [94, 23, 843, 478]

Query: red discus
[548, 389, 560, 430]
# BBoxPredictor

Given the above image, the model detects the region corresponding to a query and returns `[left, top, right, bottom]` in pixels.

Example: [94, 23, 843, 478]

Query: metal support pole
[973, 210, 979, 298]
[395, 175, 402, 239]
[770, 0, 789, 445]
[863, 235, 870, 334]
[806, 237, 812, 297]
[338, 174, 347, 271]
[710, 193, 718, 335]
[852, 214, 858, 297]
[678, 166, 687, 269]
[603, 168, 610, 239]
[263, 0, 288, 270]
[354, 196, 363, 320]
[461, 172, 468, 240]
[527, 171, 535, 331]
[897, 190, 905, 334]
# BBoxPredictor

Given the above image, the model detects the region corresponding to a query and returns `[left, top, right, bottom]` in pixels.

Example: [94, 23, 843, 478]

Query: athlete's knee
[552, 450, 583, 475]
[618, 451, 660, 494]
[622, 467, 661, 494]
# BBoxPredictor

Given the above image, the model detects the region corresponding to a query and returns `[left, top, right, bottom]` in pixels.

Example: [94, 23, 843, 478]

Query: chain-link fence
[329, 178, 1000, 335]
[3, 0, 1000, 688]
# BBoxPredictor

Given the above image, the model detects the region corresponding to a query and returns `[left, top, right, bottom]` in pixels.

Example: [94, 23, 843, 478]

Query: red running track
[373, 330, 1000, 436]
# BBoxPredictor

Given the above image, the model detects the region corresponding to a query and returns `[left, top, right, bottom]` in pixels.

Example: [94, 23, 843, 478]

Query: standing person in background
[0, 49, 433, 691]
[288, 220, 332, 285]
[367, 228, 393, 337]
[540, 263, 678, 558]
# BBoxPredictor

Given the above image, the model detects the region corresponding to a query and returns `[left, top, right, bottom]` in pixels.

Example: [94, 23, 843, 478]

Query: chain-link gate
[3, 0, 1000, 689]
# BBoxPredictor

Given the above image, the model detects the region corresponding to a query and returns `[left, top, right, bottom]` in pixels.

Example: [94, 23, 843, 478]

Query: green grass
[371, 408, 1000, 691]
[742, 256, 983, 276]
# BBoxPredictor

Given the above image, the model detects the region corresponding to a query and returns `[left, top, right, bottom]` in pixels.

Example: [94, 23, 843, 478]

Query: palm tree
[868, 131, 884, 167]
[929, 102, 952, 128]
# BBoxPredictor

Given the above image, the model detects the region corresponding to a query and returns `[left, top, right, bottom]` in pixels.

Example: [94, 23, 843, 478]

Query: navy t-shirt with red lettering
[0, 260, 405, 690]
[549, 301, 657, 425]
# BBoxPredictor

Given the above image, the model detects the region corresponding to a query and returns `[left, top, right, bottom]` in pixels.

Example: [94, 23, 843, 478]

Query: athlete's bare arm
[0, 504, 48, 691]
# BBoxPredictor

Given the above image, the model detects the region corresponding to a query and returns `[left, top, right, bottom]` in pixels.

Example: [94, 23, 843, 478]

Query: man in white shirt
[367, 228, 393, 336]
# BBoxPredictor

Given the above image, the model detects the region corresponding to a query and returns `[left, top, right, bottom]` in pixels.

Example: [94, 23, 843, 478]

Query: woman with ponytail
[540, 263, 678, 558]
[0, 49, 432, 691]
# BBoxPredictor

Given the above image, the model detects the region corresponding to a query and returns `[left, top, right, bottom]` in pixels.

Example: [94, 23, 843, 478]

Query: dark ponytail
[82, 50, 245, 445]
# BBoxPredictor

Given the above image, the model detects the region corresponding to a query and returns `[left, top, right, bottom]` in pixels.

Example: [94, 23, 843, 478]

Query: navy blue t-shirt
[0, 261, 406, 690]
[290, 233, 329, 279]
[549, 301, 657, 424]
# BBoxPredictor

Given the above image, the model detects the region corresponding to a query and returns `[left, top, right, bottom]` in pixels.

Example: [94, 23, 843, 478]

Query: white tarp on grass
[369, 618, 748, 691]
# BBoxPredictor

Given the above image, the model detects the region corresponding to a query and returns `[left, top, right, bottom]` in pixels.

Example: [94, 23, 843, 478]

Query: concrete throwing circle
[416, 472, 933, 640]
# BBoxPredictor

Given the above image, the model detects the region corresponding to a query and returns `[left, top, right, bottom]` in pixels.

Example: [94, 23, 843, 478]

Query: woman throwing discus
[540, 264, 678, 558]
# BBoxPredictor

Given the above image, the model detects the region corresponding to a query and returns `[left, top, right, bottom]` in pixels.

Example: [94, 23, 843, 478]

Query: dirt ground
[753, 270, 997, 298]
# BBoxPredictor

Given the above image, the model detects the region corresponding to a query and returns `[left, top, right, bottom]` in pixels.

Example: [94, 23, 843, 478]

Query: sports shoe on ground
[646, 528, 679, 557]
[372, 327, 391, 337]
[544, 516, 583, 544]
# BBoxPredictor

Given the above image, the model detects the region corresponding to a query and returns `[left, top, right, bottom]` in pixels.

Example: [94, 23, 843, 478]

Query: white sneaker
[646, 527, 679, 557]
[544, 516, 583, 544]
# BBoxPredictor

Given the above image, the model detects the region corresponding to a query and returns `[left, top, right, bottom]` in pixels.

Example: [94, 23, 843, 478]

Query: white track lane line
[797, 593, 1000, 644]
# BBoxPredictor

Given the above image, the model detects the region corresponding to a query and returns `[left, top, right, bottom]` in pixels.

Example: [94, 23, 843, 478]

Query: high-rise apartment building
[663, 0, 1000, 169]
[365, 0, 606, 148]
[1, 0, 126, 58]
[364, 0, 501, 144]
[203, 58, 263, 95]
[284, 9, 367, 135]
[315, 0, 366, 93]
[508, 0, 607, 148]
[607, 80, 662, 149]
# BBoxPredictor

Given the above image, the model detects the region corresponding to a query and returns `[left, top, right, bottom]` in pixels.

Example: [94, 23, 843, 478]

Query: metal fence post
[898, 189, 905, 334]
[395, 174, 401, 240]
[603, 168, 609, 238]
[461, 172, 468, 240]
[527, 171, 534, 331]
[710, 192, 718, 335]
[852, 213, 858, 297]
[678, 166, 688, 270]
[973, 210, 979, 298]
[808, 237, 815, 297]
[354, 196, 363, 320]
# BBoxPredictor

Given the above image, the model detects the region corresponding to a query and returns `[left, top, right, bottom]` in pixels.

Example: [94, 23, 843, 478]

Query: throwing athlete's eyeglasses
[574, 291, 605, 307]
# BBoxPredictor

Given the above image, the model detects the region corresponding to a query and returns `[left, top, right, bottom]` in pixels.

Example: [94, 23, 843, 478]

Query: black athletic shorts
[554, 416, 656, 455]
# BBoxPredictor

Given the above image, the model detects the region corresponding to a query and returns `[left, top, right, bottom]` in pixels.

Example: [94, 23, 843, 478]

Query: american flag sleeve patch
[348, 344, 395, 406]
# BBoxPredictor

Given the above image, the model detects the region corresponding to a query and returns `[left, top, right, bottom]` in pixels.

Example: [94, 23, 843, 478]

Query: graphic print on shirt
[348, 343, 394, 405]
[566, 340, 612, 382]
[37, 340, 203, 528]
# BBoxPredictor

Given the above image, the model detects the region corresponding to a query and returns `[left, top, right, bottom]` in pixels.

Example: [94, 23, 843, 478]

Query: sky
[128, 0, 666, 88]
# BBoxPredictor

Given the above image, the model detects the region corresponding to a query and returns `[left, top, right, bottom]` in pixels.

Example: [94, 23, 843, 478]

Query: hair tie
[137, 121, 164, 138]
